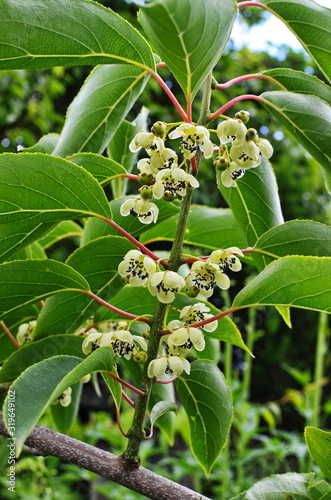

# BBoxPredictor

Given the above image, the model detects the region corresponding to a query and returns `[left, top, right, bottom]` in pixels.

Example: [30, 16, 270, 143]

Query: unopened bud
[139, 185, 153, 200]
[143, 327, 150, 339]
[186, 286, 200, 298]
[151, 121, 167, 138]
[246, 128, 258, 141]
[163, 190, 176, 202]
[134, 351, 148, 363]
[235, 110, 250, 124]
[80, 374, 91, 384]
[213, 156, 230, 171]
[138, 172, 154, 184]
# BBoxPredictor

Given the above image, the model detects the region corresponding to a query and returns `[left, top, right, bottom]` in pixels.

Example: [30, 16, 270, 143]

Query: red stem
[149, 70, 187, 122]
[106, 371, 145, 396]
[122, 390, 135, 407]
[156, 376, 178, 384]
[190, 156, 198, 174]
[216, 73, 283, 90]
[0, 321, 21, 350]
[99, 217, 168, 268]
[156, 62, 167, 68]
[82, 291, 151, 325]
[237, 1, 268, 9]
[116, 408, 128, 437]
[39, 300, 45, 307]
[209, 94, 269, 122]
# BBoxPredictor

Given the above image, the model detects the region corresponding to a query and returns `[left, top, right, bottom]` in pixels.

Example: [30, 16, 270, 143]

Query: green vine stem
[311, 312, 328, 429]
[123, 73, 214, 464]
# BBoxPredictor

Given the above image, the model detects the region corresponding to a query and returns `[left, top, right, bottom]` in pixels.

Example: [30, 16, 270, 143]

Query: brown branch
[0, 412, 210, 500]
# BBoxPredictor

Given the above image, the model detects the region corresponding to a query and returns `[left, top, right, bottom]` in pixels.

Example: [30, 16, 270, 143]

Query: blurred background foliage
[0, 0, 330, 498]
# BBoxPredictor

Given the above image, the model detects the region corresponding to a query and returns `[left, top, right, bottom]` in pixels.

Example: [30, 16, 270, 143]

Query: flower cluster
[82, 329, 147, 360]
[216, 113, 273, 187]
[147, 302, 218, 379]
[185, 247, 243, 299]
[121, 122, 213, 225]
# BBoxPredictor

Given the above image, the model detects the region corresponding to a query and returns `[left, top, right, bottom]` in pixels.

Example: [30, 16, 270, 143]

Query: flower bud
[134, 351, 148, 363]
[138, 185, 153, 200]
[246, 128, 258, 141]
[213, 156, 230, 171]
[163, 190, 176, 202]
[235, 110, 250, 124]
[138, 172, 154, 184]
[186, 285, 200, 298]
[151, 121, 167, 138]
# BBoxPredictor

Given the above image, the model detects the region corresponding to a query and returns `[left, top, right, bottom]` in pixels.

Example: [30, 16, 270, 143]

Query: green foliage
[176, 360, 232, 475]
[305, 427, 331, 482]
[139, 0, 237, 98]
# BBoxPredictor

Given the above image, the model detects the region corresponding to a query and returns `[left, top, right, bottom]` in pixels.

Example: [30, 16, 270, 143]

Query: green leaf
[38, 221, 82, 250]
[0, 220, 56, 264]
[7, 241, 46, 262]
[261, 92, 331, 173]
[232, 472, 314, 500]
[0, 335, 85, 384]
[52, 65, 149, 157]
[218, 158, 284, 268]
[0, 0, 155, 70]
[22, 134, 60, 154]
[261, 0, 331, 82]
[255, 220, 331, 266]
[82, 196, 179, 245]
[3, 347, 113, 456]
[149, 381, 176, 444]
[101, 368, 122, 411]
[309, 481, 331, 500]
[140, 205, 247, 251]
[233, 256, 331, 314]
[35, 236, 135, 337]
[263, 69, 331, 105]
[176, 360, 232, 475]
[0, 153, 112, 225]
[95, 287, 249, 353]
[107, 107, 149, 198]
[0, 259, 89, 322]
[149, 401, 177, 433]
[305, 427, 331, 482]
[139, 0, 237, 99]
[50, 382, 82, 434]
[67, 153, 126, 187]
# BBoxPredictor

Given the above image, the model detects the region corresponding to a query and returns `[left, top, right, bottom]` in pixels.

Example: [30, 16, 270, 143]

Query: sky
[231, 0, 330, 57]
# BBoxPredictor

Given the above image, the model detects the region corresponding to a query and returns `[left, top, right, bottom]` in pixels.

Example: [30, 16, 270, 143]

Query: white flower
[147, 355, 191, 378]
[179, 303, 218, 332]
[148, 271, 185, 304]
[166, 326, 205, 355]
[16, 320, 37, 346]
[230, 140, 261, 169]
[54, 387, 72, 407]
[169, 123, 214, 159]
[153, 167, 199, 199]
[221, 161, 245, 188]
[129, 131, 164, 156]
[118, 249, 156, 286]
[255, 137, 273, 159]
[217, 119, 247, 145]
[109, 330, 147, 360]
[185, 261, 230, 298]
[137, 147, 178, 179]
[120, 197, 159, 224]
[82, 331, 113, 354]
[209, 247, 243, 272]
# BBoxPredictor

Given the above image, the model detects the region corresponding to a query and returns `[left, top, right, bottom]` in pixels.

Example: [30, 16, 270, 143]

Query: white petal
[181, 357, 191, 375]
[215, 271, 230, 290]
[150, 271, 164, 286]
[120, 198, 135, 216]
[157, 290, 176, 304]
